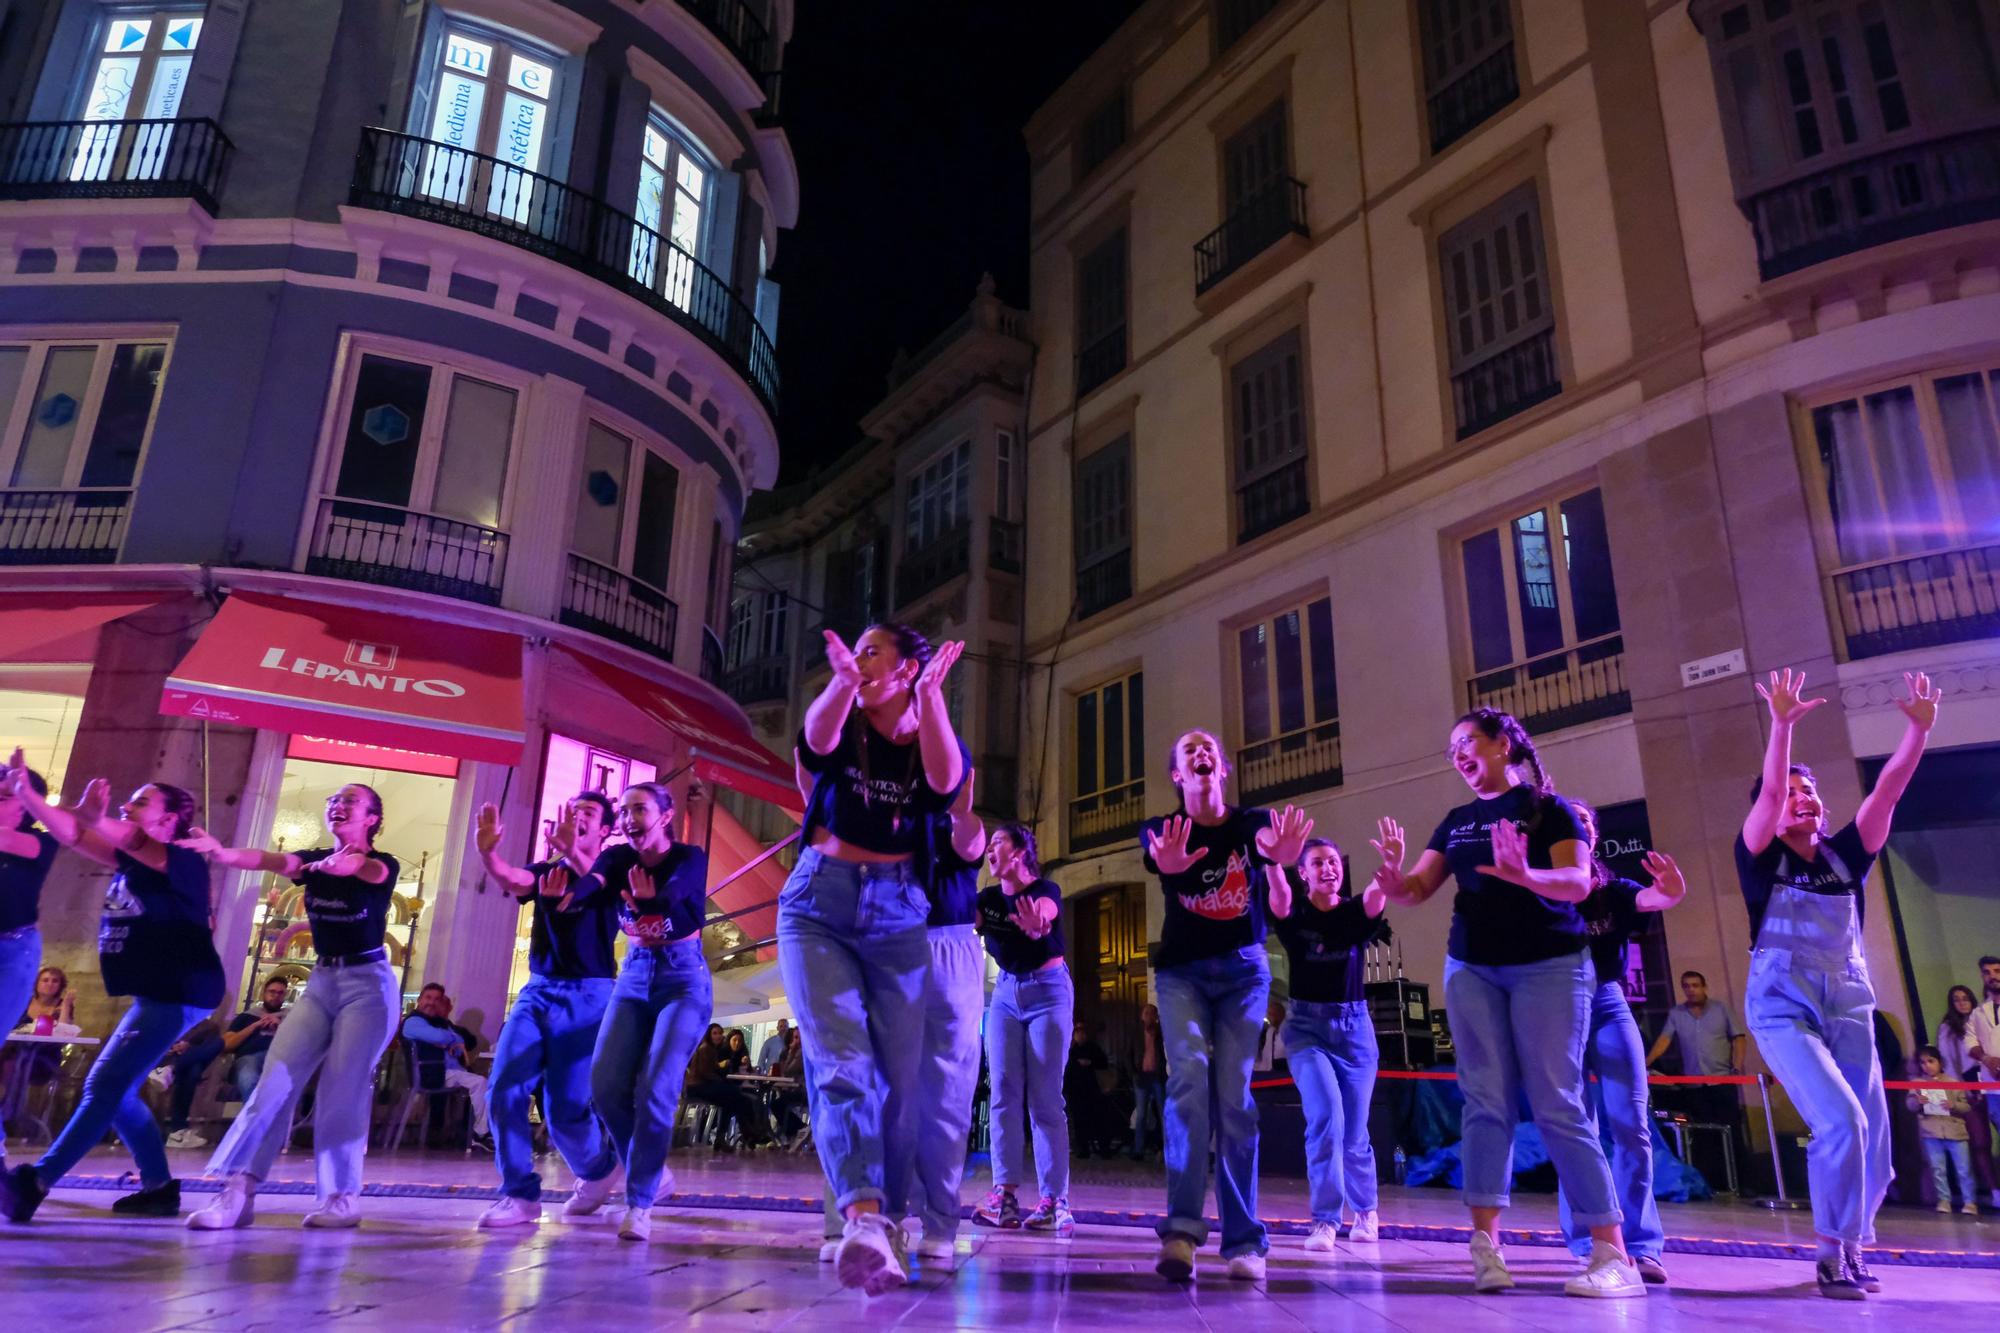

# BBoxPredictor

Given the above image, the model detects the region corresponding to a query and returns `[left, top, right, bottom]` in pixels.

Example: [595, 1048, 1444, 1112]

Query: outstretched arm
[474, 803, 535, 894]
[177, 827, 302, 878]
[802, 631, 863, 757]
[6, 761, 124, 868]
[1632, 850, 1687, 912]
[1743, 668, 1825, 855]
[1367, 817, 1447, 906]
[1855, 671, 1940, 854]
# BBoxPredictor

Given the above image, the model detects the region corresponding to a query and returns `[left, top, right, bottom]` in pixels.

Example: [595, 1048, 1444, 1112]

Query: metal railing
[1237, 456, 1310, 543]
[1452, 326, 1560, 439]
[1195, 176, 1308, 294]
[1744, 126, 2000, 280]
[1069, 779, 1146, 855]
[1076, 325, 1127, 397]
[678, 0, 772, 80]
[895, 524, 971, 607]
[700, 627, 725, 686]
[990, 516, 1023, 573]
[351, 127, 778, 414]
[1831, 542, 2000, 660]
[0, 117, 232, 211]
[1237, 719, 1342, 805]
[1427, 42, 1519, 153]
[560, 552, 680, 663]
[0, 488, 129, 564]
[304, 497, 507, 604]
[1076, 551, 1132, 620]
[724, 654, 788, 705]
[1467, 634, 1629, 735]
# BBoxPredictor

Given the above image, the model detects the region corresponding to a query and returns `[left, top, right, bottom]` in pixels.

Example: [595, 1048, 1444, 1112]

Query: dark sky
[770, 1, 1143, 482]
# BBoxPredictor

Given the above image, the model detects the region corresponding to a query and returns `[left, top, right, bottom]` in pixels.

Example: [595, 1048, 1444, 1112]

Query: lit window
[1235, 596, 1341, 801]
[630, 115, 712, 308]
[70, 7, 205, 181]
[421, 25, 559, 222]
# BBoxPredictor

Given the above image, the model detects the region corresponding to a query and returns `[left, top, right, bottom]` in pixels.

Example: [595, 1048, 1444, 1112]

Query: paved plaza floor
[0, 1144, 1991, 1329]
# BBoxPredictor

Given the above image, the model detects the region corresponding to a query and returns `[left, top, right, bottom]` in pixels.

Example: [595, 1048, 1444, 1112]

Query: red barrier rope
[1248, 1069, 1992, 1093]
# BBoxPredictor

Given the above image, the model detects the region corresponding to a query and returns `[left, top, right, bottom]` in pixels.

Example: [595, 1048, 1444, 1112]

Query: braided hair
[1455, 707, 1552, 797]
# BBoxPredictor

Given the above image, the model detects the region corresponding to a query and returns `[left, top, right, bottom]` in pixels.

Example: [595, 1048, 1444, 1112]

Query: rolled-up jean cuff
[1463, 1190, 1510, 1209]
[1157, 1214, 1208, 1244]
[833, 1185, 886, 1214]
[1566, 1206, 1621, 1228]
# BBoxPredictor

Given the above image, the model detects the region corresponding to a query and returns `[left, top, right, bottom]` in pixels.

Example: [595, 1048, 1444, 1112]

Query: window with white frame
[995, 429, 1018, 521]
[630, 113, 711, 307]
[1235, 596, 1340, 800]
[0, 339, 168, 493]
[68, 7, 205, 182]
[759, 589, 788, 658]
[421, 23, 559, 222]
[326, 352, 519, 532]
[572, 421, 680, 591]
[726, 595, 754, 667]
[906, 439, 971, 553]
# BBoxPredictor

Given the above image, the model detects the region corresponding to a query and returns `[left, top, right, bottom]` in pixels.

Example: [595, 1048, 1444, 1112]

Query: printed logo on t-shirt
[1178, 851, 1252, 921]
[101, 876, 146, 919]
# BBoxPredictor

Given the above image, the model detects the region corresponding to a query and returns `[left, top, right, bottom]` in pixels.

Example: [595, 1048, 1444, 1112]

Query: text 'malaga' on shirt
[1141, 806, 1274, 971]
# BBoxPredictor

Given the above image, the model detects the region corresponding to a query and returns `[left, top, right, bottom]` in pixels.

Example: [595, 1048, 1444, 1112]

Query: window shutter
[1074, 434, 1132, 571]
[1439, 183, 1551, 374]
[1230, 329, 1305, 487]
[1223, 102, 1287, 210]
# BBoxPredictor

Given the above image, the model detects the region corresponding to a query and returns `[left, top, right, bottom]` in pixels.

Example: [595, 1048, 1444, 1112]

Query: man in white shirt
[1968, 954, 2000, 1207]
[758, 1019, 792, 1074]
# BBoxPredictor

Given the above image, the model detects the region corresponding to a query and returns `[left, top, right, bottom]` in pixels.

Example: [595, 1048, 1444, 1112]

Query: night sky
[770, 1, 1144, 482]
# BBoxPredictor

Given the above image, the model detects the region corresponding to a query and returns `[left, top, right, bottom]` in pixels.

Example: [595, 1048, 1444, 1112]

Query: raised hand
[475, 803, 503, 855]
[1896, 670, 1941, 733]
[1477, 818, 1531, 884]
[538, 863, 572, 901]
[1008, 892, 1047, 940]
[916, 639, 965, 698]
[176, 826, 224, 855]
[1368, 817, 1408, 896]
[547, 803, 578, 858]
[1755, 667, 1827, 727]
[306, 843, 369, 879]
[823, 629, 862, 687]
[1145, 815, 1209, 875]
[1641, 849, 1686, 904]
[951, 766, 978, 815]
[76, 778, 110, 824]
[1266, 805, 1314, 867]
[626, 863, 658, 902]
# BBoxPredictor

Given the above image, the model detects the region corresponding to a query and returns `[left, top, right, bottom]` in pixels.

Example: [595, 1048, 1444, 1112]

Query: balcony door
[417, 24, 560, 224]
[70, 7, 206, 182]
[630, 114, 712, 309]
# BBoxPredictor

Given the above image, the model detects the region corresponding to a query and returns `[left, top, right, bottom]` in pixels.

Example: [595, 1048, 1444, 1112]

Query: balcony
[1237, 456, 1310, 544]
[351, 128, 778, 414]
[1744, 127, 2000, 280]
[679, 0, 773, 84]
[304, 497, 507, 605]
[725, 654, 788, 705]
[0, 488, 129, 564]
[700, 627, 725, 686]
[1467, 634, 1629, 736]
[1428, 43, 1519, 154]
[895, 525, 970, 608]
[561, 552, 680, 663]
[0, 117, 232, 213]
[1194, 177, 1308, 295]
[1069, 779, 1145, 855]
[1076, 325, 1126, 397]
[1831, 543, 2000, 660]
[1076, 551, 1132, 620]
[990, 517, 1023, 574]
[1453, 327, 1560, 439]
[1237, 720, 1342, 806]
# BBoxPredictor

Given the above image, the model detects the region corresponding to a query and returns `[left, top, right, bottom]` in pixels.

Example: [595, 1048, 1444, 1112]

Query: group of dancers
[0, 619, 1941, 1302]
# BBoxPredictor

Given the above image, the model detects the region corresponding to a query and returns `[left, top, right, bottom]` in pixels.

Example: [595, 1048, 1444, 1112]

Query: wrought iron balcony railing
[724, 654, 788, 705]
[0, 117, 232, 211]
[1428, 43, 1519, 154]
[1237, 456, 1310, 543]
[304, 497, 508, 605]
[1076, 551, 1132, 620]
[561, 552, 680, 663]
[894, 525, 971, 608]
[1452, 326, 1560, 439]
[1195, 176, 1308, 294]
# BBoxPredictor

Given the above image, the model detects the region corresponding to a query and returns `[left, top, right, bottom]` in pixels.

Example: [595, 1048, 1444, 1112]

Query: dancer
[184, 783, 399, 1229]
[970, 822, 1072, 1238]
[1271, 836, 1388, 1252]
[786, 624, 966, 1293]
[0, 754, 224, 1221]
[0, 764, 57, 1057]
[471, 795, 624, 1227]
[580, 780, 711, 1242]
[1555, 804, 1687, 1284]
[1737, 668, 1938, 1298]
[1142, 728, 1312, 1283]
[1368, 708, 1641, 1297]
[905, 769, 987, 1268]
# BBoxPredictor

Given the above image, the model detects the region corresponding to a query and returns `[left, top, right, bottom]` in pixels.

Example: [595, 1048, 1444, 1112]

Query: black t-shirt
[291, 847, 399, 957]
[976, 880, 1065, 975]
[1578, 876, 1646, 986]
[520, 856, 621, 979]
[228, 1007, 282, 1059]
[797, 724, 967, 857]
[1141, 806, 1274, 971]
[924, 825, 981, 928]
[1425, 785, 1589, 966]
[0, 828, 57, 933]
[581, 842, 709, 944]
[1272, 892, 1387, 1004]
[1732, 819, 1877, 945]
[99, 845, 225, 1007]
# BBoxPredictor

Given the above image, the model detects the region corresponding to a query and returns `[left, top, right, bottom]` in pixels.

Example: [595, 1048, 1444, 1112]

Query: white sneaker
[1304, 1221, 1339, 1252]
[302, 1193, 360, 1229]
[477, 1196, 542, 1229]
[1227, 1252, 1267, 1281]
[619, 1207, 652, 1242]
[818, 1238, 840, 1263]
[1469, 1231, 1514, 1293]
[563, 1168, 622, 1218]
[834, 1211, 908, 1295]
[1936, 1200, 1953, 1214]
[1563, 1242, 1644, 1299]
[187, 1175, 256, 1230]
[914, 1235, 957, 1271]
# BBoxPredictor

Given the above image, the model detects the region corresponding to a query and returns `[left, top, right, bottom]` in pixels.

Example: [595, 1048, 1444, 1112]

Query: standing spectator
[1126, 1004, 1165, 1161]
[1646, 971, 1747, 1149]
[164, 975, 291, 1148]
[1064, 1019, 1114, 1157]
[1937, 983, 1994, 1207]
[1969, 955, 2000, 1208]
[1907, 1046, 1977, 1214]
[403, 983, 493, 1150]
[758, 1020, 792, 1073]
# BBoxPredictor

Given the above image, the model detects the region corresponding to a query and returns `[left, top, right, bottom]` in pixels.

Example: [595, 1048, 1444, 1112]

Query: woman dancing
[1737, 668, 1937, 1298]
[1368, 709, 1640, 1297]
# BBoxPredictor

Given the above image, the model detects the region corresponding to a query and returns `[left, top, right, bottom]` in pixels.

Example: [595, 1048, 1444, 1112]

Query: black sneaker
[1815, 1257, 1866, 1300]
[469, 1132, 496, 1154]
[1843, 1249, 1881, 1293]
[1635, 1254, 1669, 1286]
[0, 1163, 48, 1223]
[111, 1179, 182, 1217]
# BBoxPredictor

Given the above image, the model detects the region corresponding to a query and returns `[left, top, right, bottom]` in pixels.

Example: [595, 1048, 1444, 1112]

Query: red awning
[549, 645, 798, 811]
[159, 592, 525, 764]
[0, 591, 167, 663]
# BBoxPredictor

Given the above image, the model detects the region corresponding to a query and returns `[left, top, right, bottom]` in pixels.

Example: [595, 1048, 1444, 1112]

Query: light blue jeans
[1744, 946, 1890, 1243]
[490, 974, 617, 1201]
[1443, 950, 1620, 1225]
[1924, 1137, 1973, 1203]
[1558, 982, 1663, 1259]
[987, 962, 1074, 1202]
[592, 938, 711, 1212]
[1156, 944, 1271, 1258]
[0, 928, 42, 1049]
[776, 847, 929, 1213]
[35, 997, 209, 1188]
[1283, 998, 1380, 1222]
[910, 924, 986, 1238]
[207, 959, 399, 1200]
[1130, 1075, 1164, 1155]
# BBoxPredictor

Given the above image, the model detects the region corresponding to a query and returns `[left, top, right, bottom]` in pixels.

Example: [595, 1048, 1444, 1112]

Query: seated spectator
[685, 1024, 765, 1151]
[772, 1027, 808, 1140]
[403, 982, 493, 1149]
[165, 975, 292, 1148]
[19, 965, 75, 1031]
[758, 1019, 792, 1074]
[4, 966, 79, 1099]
